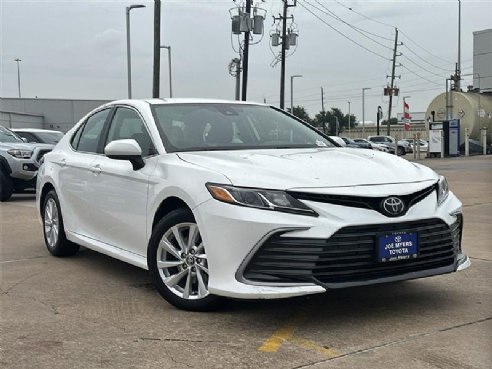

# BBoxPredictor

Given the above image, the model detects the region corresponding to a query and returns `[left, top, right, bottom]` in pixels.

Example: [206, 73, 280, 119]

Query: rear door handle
[59, 158, 66, 167]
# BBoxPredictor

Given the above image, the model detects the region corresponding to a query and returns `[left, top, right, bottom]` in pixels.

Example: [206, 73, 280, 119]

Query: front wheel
[0, 170, 13, 202]
[42, 190, 80, 257]
[148, 208, 226, 311]
[397, 146, 405, 156]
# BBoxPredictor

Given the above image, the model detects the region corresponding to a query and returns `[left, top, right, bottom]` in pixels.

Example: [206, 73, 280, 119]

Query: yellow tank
[426, 91, 492, 144]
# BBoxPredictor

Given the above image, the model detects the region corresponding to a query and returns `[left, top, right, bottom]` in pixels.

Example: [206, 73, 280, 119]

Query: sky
[1, 0, 491, 122]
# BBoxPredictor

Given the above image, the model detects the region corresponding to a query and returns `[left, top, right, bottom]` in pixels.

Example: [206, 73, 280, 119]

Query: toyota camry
[36, 99, 470, 311]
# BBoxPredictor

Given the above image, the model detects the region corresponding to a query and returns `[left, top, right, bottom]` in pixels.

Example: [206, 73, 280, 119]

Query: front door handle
[59, 158, 66, 167]
[90, 165, 102, 175]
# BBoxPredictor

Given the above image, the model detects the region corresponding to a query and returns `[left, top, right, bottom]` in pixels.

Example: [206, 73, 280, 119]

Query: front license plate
[378, 232, 418, 263]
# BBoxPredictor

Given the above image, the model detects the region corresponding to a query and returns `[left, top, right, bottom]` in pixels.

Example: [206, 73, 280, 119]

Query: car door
[57, 108, 111, 238]
[88, 106, 157, 256]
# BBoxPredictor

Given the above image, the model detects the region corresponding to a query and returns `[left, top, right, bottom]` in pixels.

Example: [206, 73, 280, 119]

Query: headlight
[206, 183, 318, 217]
[437, 176, 449, 206]
[7, 149, 33, 159]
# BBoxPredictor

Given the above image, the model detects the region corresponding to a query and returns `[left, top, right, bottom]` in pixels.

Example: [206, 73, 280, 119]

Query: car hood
[0, 142, 53, 151]
[177, 148, 438, 190]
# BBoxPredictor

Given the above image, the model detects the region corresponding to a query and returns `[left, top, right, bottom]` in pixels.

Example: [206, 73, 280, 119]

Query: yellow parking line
[289, 336, 341, 358]
[258, 311, 308, 352]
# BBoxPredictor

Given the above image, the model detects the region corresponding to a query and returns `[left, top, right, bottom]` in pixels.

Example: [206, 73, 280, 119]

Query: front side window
[152, 104, 334, 152]
[75, 109, 110, 153]
[105, 107, 155, 157]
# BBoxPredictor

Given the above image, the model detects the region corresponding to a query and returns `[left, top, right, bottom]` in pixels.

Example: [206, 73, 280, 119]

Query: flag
[404, 100, 411, 131]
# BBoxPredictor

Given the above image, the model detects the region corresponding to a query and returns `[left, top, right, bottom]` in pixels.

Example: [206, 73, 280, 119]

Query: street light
[347, 101, 351, 135]
[126, 4, 146, 99]
[362, 87, 371, 136]
[290, 75, 302, 113]
[14, 58, 22, 98]
[160, 45, 173, 98]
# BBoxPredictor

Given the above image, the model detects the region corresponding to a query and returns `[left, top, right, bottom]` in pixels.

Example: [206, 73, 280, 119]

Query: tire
[42, 190, 80, 257]
[0, 169, 13, 202]
[397, 146, 405, 156]
[148, 208, 226, 311]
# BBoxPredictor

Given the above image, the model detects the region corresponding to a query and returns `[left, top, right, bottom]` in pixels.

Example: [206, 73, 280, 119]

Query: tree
[313, 108, 357, 135]
[381, 118, 398, 125]
[287, 106, 313, 124]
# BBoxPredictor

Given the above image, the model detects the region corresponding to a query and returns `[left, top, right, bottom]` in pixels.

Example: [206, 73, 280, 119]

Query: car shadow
[68, 247, 461, 324]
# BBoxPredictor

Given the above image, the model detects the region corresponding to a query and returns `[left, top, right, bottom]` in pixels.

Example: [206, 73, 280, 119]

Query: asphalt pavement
[1, 155, 491, 369]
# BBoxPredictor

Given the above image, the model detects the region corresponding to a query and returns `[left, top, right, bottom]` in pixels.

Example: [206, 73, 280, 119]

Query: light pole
[126, 4, 145, 99]
[290, 75, 302, 113]
[160, 45, 173, 98]
[347, 101, 351, 135]
[14, 58, 22, 98]
[377, 106, 383, 136]
[362, 87, 371, 136]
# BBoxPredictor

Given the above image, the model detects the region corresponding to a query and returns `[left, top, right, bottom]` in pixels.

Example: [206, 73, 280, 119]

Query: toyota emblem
[381, 197, 405, 217]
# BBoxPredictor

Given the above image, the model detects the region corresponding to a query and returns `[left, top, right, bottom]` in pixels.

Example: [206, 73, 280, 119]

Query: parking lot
[1, 156, 491, 369]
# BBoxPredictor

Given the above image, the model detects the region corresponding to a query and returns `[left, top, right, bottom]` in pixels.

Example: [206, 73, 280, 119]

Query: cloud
[93, 29, 124, 51]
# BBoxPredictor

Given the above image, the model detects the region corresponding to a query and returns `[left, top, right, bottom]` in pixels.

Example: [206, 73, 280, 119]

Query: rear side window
[74, 109, 110, 153]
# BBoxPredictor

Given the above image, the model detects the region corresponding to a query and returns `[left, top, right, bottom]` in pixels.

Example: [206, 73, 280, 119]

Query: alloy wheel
[44, 198, 59, 248]
[156, 222, 209, 300]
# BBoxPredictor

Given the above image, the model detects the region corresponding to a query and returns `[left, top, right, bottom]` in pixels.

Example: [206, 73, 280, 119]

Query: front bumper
[194, 189, 470, 299]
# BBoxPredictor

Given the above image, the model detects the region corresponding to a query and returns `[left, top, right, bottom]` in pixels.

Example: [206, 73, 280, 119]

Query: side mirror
[21, 137, 28, 143]
[104, 139, 145, 170]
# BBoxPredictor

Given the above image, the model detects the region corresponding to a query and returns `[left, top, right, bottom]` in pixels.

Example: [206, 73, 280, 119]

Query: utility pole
[290, 74, 302, 113]
[456, 0, 462, 91]
[241, 0, 251, 101]
[321, 87, 325, 133]
[14, 58, 21, 98]
[347, 101, 351, 135]
[387, 27, 399, 136]
[152, 0, 161, 98]
[362, 87, 371, 136]
[279, 0, 296, 109]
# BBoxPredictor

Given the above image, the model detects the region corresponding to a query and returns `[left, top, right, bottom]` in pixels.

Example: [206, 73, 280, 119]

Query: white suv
[36, 99, 469, 311]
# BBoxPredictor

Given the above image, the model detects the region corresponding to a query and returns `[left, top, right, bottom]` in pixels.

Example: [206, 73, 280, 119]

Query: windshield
[0, 127, 24, 143]
[152, 104, 334, 152]
[34, 131, 64, 144]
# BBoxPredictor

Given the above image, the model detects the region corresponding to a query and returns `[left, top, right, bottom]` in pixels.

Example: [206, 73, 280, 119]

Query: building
[0, 98, 110, 132]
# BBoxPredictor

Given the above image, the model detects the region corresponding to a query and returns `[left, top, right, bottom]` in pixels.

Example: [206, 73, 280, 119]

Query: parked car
[353, 138, 390, 152]
[37, 99, 470, 311]
[13, 128, 64, 145]
[0, 126, 53, 201]
[367, 135, 412, 155]
[329, 136, 361, 148]
[341, 137, 372, 149]
[403, 138, 429, 154]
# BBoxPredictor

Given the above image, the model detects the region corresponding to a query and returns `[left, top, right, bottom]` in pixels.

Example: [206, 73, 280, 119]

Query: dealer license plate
[377, 232, 418, 263]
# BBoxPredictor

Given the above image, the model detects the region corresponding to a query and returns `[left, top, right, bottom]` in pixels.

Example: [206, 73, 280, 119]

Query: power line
[297, 0, 391, 61]
[330, 0, 456, 66]
[402, 43, 454, 72]
[400, 54, 448, 79]
[331, 0, 395, 29]
[401, 64, 442, 85]
[307, 0, 393, 50]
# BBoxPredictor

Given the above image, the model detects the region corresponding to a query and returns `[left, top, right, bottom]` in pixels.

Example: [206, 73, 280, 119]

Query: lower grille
[242, 218, 460, 285]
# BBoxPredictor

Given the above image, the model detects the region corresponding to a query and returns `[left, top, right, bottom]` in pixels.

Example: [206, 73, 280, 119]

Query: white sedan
[36, 99, 470, 311]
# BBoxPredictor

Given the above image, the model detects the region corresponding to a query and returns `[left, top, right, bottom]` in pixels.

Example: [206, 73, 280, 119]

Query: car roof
[105, 98, 268, 108]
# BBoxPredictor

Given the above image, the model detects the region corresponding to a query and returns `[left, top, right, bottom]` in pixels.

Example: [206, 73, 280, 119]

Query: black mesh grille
[243, 218, 461, 285]
[287, 184, 437, 217]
